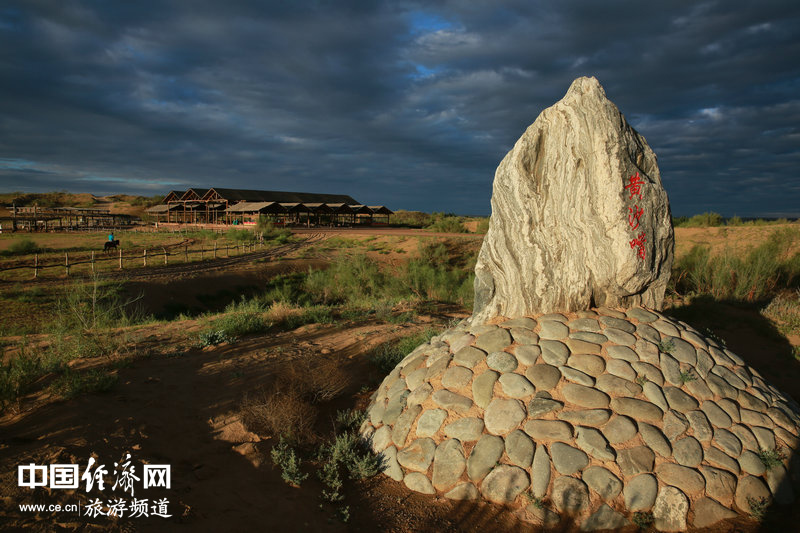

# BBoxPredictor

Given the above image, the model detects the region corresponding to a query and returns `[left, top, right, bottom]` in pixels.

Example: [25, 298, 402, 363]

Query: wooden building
[146, 187, 392, 226]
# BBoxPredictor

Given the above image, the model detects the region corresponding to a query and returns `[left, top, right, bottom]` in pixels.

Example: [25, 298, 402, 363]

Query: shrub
[335, 409, 367, 433]
[747, 496, 770, 521]
[4, 238, 40, 256]
[198, 330, 233, 347]
[271, 436, 308, 487]
[426, 215, 467, 233]
[0, 347, 66, 409]
[475, 217, 490, 234]
[241, 387, 317, 444]
[226, 228, 255, 243]
[319, 431, 382, 480]
[676, 212, 724, 227]
[671, 228, 800, 301]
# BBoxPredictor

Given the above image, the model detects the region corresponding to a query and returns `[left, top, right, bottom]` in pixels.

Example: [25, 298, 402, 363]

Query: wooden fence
[0, 240, 265, 280]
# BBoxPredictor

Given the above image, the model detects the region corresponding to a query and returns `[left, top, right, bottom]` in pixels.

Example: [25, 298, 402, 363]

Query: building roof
[225, 202, 283, 213]
[203, 187, 360, 205]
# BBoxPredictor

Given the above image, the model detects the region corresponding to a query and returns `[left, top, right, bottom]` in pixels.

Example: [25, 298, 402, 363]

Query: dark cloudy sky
[1, 1, 798, 216]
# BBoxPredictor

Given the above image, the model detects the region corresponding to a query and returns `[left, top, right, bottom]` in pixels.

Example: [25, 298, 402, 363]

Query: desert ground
[1, 223, 800, 532]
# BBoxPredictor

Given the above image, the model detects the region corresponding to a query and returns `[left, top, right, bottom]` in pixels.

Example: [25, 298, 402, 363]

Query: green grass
[426, 214, 467, 233]
[2, 238, 41, 256]
[52, 369, 118, 398]
[370, 328, 440, 374]
[762, 290, 800, 338]
[671, 228, 800, 302]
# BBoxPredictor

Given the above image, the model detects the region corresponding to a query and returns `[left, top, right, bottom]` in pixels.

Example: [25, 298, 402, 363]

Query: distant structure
[0, 205, 133, 232]
[146, 187, 393, 227]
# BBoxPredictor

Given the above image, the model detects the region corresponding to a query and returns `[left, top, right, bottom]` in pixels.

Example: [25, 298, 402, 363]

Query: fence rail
[0, 240, 265, 279]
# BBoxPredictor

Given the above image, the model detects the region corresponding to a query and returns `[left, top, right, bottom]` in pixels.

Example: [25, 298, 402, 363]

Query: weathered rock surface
[360, 78, 800, 528]
[471, 76, 673, 323]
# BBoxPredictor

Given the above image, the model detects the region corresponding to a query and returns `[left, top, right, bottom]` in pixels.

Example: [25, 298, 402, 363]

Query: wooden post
[91, 251, 95, 274]
[34, 254, 38, 278]
[185, 245, 188, 262]
[119, 248, 123, 269]
[163, 247, 168, 265]
[65, 252, 70, 276]
[214, 242, 217, 259]
[143, 248, 147, 267]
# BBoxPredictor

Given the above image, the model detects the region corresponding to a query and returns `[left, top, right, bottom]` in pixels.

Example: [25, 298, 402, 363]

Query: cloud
[0, 0, 798, 216]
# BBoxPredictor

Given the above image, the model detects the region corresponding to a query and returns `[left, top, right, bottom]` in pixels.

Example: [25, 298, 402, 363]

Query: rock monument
[360, 77, 800, 530]
[472, 76, 673, 324]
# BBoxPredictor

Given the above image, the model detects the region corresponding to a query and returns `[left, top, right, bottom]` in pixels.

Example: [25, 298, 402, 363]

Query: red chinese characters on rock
[628, 205, 643, 230]
[624, 172, 646, 261]
[624, 172, 644, 200]
[630, 232, 646, 260]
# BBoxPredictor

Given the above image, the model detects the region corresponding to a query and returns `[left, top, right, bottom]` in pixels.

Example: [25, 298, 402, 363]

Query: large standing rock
[471, 76, 673, 323]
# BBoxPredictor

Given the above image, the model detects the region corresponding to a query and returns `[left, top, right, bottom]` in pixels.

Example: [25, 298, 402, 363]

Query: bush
[198, 330, 234, 347]
[671, 228, 800, 301]
[676, 212, 724, 227]
[475, 217, 490, 234]
[0, 347, 66, 409]
[256, 216, 293, 242]
[271, 436, 308, 487]
[241, 387, 317, 444]
[426, 215, 467, 233]
[205, 299, 270, 340]
[226, 228, 255, 243]
[3, 238, 40, 256]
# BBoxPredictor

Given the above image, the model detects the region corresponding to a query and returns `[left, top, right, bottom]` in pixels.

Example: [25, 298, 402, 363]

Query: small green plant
[632, 510, 654, 528]
[271, 436, 308, 487]
[635, 375, 648, 386]
[747, 495, 770, 521]
[198, 329, 233, 347]
[336, 505, 350, 523]
[524, 492, 545, 509]
[370, 328, 439, 374]
[319, 459, 344, 503]
[656, 339, 675, 354]
[53, 369, 118, 398]
[335, 409, 367, 433]
[679, 370, 697, 384]
[756, 448, 786, 470]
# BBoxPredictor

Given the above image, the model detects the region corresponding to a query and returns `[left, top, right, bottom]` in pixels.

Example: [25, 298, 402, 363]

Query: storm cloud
[1, 1, 798, 216]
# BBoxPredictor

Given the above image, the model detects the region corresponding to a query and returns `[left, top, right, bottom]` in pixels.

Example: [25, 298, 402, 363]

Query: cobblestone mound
[361, 308, 800, 531]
